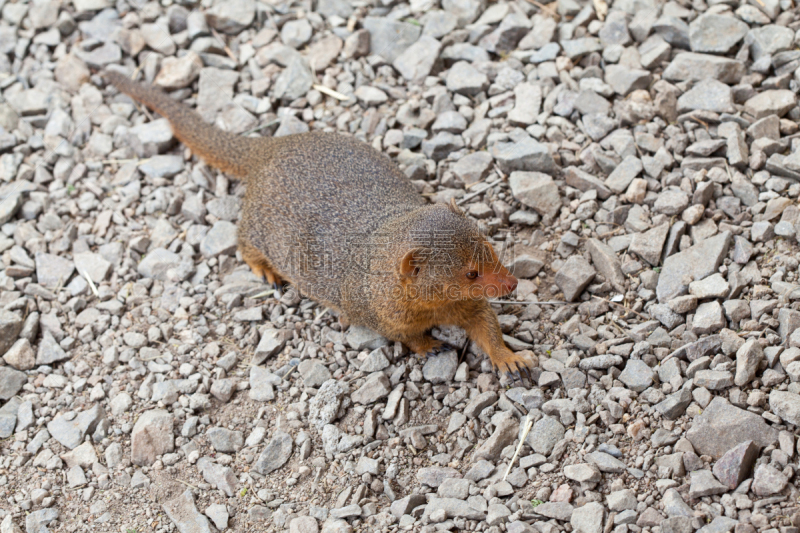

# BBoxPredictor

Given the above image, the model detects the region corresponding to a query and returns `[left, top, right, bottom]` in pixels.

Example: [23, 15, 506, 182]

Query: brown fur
[104, 70, 536, 374]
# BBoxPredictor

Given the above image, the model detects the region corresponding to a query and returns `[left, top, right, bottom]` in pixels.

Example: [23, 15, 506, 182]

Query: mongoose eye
[466, 270, 479, 280]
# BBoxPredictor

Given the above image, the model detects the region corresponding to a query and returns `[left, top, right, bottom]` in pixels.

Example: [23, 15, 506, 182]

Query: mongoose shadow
[103, 69, 537, 378]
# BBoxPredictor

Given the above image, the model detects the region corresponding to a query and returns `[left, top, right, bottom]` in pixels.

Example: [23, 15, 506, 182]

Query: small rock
[254, 431, 293, 474]
[162, 490, 212, 533]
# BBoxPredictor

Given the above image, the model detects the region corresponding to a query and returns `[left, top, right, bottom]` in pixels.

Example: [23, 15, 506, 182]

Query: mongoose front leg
[460, 300, 537, 376]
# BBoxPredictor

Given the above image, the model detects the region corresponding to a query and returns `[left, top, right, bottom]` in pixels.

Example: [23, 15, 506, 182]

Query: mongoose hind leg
[398, 333, 444, 356]
[240, 241, 284, 288]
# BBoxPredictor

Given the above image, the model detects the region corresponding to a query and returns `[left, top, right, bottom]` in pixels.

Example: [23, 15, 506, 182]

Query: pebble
[162, 490, 212, 533]
[254, 430, 293, 475]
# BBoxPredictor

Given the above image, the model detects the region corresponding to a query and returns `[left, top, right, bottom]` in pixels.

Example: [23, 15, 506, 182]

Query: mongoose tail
[103, 70, 259, 179]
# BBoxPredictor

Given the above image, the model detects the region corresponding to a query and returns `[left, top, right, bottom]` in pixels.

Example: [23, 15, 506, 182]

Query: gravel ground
[2, 0, 800, 532]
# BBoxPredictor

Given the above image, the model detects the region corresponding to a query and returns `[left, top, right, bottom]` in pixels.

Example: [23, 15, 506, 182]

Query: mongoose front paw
[488, 349, 538, 382]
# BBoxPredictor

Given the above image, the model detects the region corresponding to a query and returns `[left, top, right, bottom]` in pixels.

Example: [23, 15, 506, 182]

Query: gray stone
[565, 168, 613, 200]
[162, 490, 212, 533]
[752, 464, 788, 497]
[351, 373, 390, 404]
[299, 359, 332, 388]
[391, 494, 427, 518]
[655, 384, 693, 419]
[657, 232, 731, 302]
[619, 359, 654, 392]
[586, 238, 625, 291]
[555, 255, 596, 302]
[25, 509, 59, 533]
[131, 409, 173, 465]
[561, 37, 602, 60]
[607, 490, 637, 511]
[139, 155, 184, 178]
[486, 504, 511, 526]
[586, 451, 626, 473]
[734, 338, 762, 387]
[464, 391, 498, 418]
[508, 83, 543, 126]
[525, 416, 564, 455]
[492, 138, 557, 175]
[205, 504, 229, 530]
[281, 19, 312, 49]
[35, 252, 74, 289]
[769, 390, 800, 426]
[712, 440, 758, 490]
[317, 0, 353, 18]
[475, 414, 518, 461]
[418, 466, 462, 488]
[37, 333, 69, 367]
[748, 24, 794, 60]
[533, 502, 574, 521]
[697, 517, 738, 533]
[508, 171, 561, 218]
[629, 223, 669, 266]
[154, 52, 203, 90]
[309, 379, 349, 429]
[663, 53, 744, 84]
[654, 15, 689, 48]
[3, 338, 34, 370]
[689, 273, 729, 299]
[571, 502, 604, 533]
[362, 17, 421, 63]
[206, 428, 243, 454]
[0, 366, 26, 401]
[579, 354, 623, 370]
[137, 248, 189, 281]
[744, 90, 796, 120]
[453, 151, 493, 186]
[663, 488, 693, 518]
[564, 463, 602, 483]
[47, 404, 104, 450]
[424, 498, 485, 521]
[197, 458, 237, 497]
[605, 155, 642, 193]
[422, 132, 465, 161]
[393, 36, 441, 82]
[273, 57, 313, 102]
[206, 0, 255, 33]
[249, 366, 277, 402]
[0, 310, 23, 357]
[689, 14, 748, 54]
[605, 65, 651, 96]
[688, 469, 728, 498]
[329, 505, 361, 519]
[693, 301, 725, 334]
[255, 431, 293, 474]
[686, 397, 777, 458]
[346, 326, 388, 351]
[422, 351, 458, 384]
[677, 79, 734, 114]
[693, 370, 733, 390]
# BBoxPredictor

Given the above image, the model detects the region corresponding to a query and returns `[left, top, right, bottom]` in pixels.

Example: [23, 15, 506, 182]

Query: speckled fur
[104, 71, 536, 373]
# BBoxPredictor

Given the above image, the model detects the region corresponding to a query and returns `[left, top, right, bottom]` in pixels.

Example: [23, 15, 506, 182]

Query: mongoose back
[104, 69, 536, 375]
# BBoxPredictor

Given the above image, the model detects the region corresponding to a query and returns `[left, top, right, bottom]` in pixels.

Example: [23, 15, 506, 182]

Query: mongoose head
[396, 201, 518, 305]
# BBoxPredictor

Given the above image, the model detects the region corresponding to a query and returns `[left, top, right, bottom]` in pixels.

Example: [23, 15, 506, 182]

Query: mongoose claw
[427, 342, 458, 356]
[490, 350, 537, 386]
[459, 342, 470, 363]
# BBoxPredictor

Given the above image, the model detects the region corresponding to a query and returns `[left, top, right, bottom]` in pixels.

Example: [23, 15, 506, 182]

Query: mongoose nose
[502, 276, 518, 294]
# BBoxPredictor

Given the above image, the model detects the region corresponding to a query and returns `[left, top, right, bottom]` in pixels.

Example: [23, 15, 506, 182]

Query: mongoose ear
[448, 198, 465, 216]
[398, 248, 426, 278]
